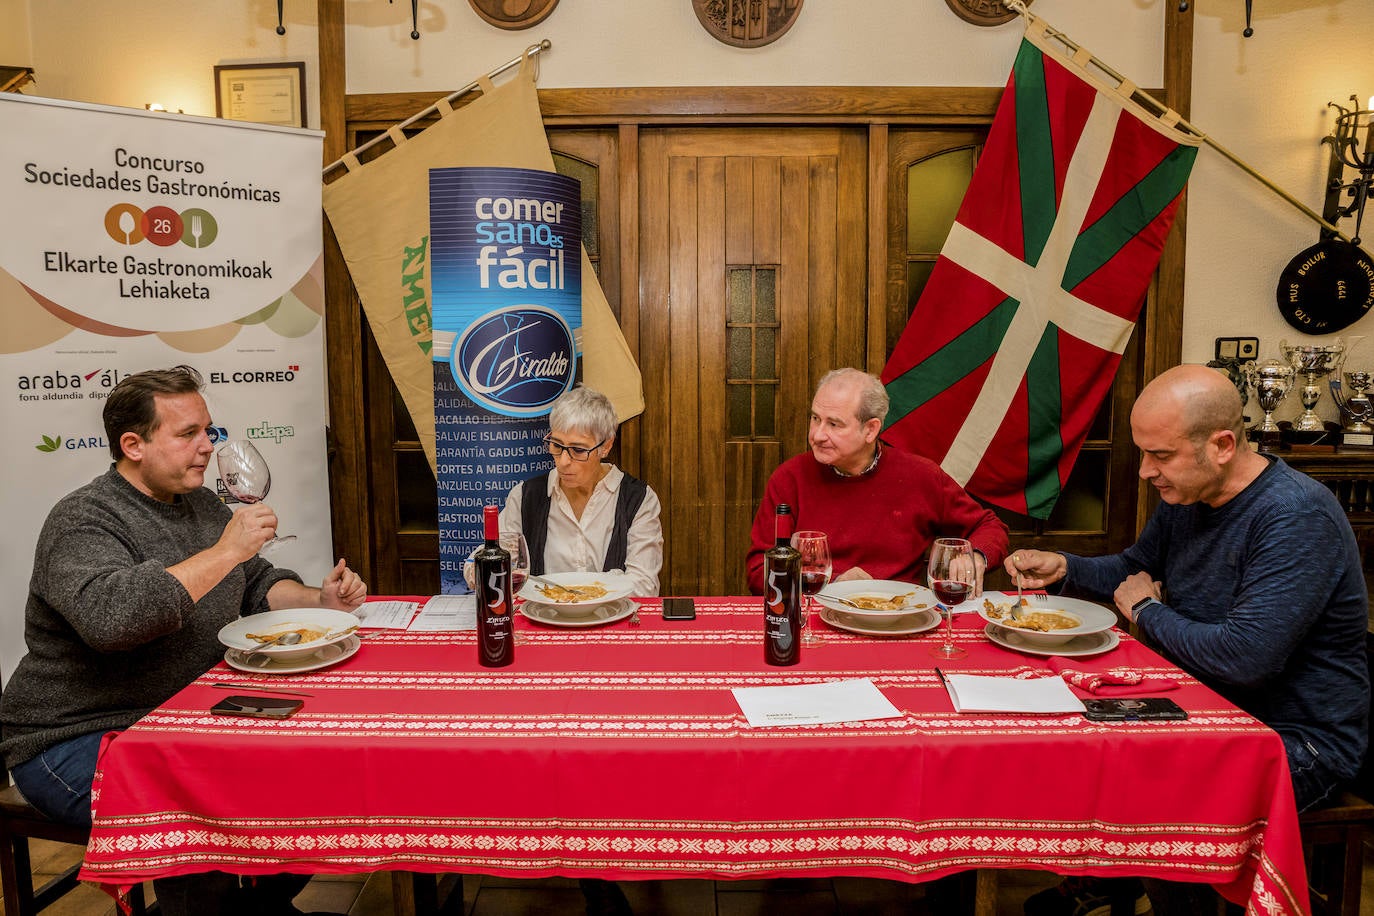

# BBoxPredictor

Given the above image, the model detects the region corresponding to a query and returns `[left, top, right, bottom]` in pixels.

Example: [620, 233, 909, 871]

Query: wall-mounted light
[276, 0, 419, 39]
[145, 103, 184, 113]
[1321, 95, 1374, 245]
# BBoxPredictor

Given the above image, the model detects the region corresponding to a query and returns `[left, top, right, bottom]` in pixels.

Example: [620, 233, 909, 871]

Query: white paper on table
[732, 678, 902, 728]
[407, 594, 477, 631]
[354, 600, 419, 629]
[941, 673, 1085, 714]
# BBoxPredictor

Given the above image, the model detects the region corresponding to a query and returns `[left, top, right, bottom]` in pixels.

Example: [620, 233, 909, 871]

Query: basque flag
[880, 19, 1198, 519]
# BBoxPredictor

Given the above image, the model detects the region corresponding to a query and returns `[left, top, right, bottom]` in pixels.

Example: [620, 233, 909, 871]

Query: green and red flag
[880, 19, 1198, 519]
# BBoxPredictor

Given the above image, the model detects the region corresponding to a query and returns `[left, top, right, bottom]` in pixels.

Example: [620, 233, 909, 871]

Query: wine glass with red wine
[791, 530, 832, 645]
[215, 439, 296, 547]
[927, 536, 972, 659]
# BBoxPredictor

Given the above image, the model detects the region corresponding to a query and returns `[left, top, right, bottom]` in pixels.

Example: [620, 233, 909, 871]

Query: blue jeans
[11, 731, 310, 916]
[9, 729, 109, 827]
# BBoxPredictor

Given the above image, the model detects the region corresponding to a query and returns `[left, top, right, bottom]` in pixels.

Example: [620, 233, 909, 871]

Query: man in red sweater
[746, 368, 1009, 595]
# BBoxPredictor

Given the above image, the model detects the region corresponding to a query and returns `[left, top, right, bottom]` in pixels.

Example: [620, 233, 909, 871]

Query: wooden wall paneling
[638, 131, 673, 587]
[808, 154, 838, 385]
[867, 124, 890, 372]
[697, 156, 728, 596]
[779, 157, 811, 461]
[616, 124, 642, 477]
[837, 131, 868, 371]
[361, 321, 402, 594]
[723, 156, 756, 594]
[667, 154, 701, 594]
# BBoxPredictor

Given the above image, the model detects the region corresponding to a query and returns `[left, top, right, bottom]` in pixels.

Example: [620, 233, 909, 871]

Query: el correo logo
[246, 421, 295, 444]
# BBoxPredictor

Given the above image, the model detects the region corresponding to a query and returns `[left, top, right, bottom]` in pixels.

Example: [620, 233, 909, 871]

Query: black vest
[520, 471, 649, 575]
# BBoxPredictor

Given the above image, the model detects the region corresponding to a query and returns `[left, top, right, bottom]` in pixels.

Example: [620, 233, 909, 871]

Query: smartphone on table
[662, 597, 696, 620]
[210, 695, 304, 719]
[1082, 697, 1187, 721]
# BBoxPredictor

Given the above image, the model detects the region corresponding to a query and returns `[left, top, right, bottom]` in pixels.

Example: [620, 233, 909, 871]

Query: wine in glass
[216, 439, 296, 546]
[791, 530, 831, 645]
[502, 532, 531, 593]
[927, 536, 972, 659]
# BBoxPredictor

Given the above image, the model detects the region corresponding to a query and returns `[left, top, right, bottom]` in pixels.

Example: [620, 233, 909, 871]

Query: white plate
[224, 634, 362, 674]
[820, 605, 940, 636]
[813, 579, 935, 618]
[520, 599, 639, 627]
[983, 623, 1120, 657]
[518, 572, 634, 608]
[218, 608, 360, 660]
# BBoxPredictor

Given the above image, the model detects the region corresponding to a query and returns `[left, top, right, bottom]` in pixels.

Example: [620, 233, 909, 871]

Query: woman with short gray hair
[499, 385, 663, 597]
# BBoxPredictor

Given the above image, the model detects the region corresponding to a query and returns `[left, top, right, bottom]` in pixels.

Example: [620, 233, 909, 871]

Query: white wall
[11, 0, 1374, 424]
[1186, 0, 1374, 426]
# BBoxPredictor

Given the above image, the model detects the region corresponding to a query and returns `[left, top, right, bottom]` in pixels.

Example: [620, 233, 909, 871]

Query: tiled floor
[7, 837, 1374, 916]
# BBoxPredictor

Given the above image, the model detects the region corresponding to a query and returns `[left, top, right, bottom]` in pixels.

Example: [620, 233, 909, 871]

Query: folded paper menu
[941, 672, 1085, 714]
[732, 678, 903, 728]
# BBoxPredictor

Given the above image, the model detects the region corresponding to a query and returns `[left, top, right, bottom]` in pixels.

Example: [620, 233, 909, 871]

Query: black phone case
[1082, 697, 1187, 721]
[211, 695, 303, 719]
[662, 597, 696, 620]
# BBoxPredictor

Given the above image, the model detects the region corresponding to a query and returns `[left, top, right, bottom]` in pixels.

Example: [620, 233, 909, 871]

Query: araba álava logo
[452, 306, 575, 416]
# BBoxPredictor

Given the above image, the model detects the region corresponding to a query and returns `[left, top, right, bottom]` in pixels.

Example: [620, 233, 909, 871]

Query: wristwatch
[1131, 596, 1161, 617]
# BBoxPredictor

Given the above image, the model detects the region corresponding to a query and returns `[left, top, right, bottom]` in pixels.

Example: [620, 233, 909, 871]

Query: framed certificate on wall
[215, 62, 307, 129]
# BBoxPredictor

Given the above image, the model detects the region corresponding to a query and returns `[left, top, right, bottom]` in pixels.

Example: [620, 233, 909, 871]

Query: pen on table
[210, 683, 314, 698]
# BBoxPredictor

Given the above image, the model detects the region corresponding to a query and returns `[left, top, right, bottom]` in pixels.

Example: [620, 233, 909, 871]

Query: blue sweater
[1064, 457, 1369, 784]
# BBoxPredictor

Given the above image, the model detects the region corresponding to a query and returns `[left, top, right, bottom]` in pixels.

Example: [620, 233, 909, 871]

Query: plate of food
[517, 571, 634, 609]
[977, 593, 1118, 648]
[520, 599, 639, 628]
[814, 579, 935, 618]
[217, 608, 360, 661]
[819, 605, 940, 636]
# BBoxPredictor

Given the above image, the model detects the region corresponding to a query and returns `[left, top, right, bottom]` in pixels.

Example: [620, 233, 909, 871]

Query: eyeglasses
[543, 435, 606, 462]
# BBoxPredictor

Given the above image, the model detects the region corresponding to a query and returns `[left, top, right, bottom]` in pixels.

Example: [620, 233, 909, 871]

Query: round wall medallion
[693, 0, 804, 49]
[468, 0, 560, 30]
[943, 0, 1031, 27]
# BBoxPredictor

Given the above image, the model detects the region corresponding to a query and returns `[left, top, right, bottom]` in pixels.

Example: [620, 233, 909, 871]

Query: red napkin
[1046, 657, 1180, 696]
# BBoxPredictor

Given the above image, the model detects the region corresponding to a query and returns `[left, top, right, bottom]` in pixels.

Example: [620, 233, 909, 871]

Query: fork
[1013, 571, 1026, 619]
[190, 214, 203, 248]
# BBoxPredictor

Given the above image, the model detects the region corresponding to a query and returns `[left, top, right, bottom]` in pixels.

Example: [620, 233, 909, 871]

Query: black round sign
[1277, 239, 1374, 334]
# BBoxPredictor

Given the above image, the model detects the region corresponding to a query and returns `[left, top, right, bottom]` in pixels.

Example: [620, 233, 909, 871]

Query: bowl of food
[814, 579, 935, 618]
[518, 571, 634, 616]
[977, 594, 1117, 648]
[218, 608, 361, 661]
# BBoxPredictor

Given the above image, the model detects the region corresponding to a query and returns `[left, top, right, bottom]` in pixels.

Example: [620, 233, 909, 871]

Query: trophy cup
[1280, 338, 1345, 433]
[1331, 370, 1374, 447]
[1244, 358, 1295, 452]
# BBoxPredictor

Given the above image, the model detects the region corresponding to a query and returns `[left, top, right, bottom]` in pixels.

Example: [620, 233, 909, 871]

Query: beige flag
[321, 56, 643, 473]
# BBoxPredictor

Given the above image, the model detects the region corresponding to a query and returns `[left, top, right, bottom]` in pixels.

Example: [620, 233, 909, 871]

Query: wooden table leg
[974, 868, 999, 916]
[390, 871, 439, 916]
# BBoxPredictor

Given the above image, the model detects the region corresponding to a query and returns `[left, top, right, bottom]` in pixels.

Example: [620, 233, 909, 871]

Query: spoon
[251, 632, 302, 650]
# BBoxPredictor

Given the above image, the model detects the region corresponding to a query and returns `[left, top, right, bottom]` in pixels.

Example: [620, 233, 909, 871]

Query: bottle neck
[773, 513, 793, 548]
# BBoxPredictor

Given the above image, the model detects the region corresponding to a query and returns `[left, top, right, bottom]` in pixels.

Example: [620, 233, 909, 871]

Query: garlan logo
[36, 435, 62, 453]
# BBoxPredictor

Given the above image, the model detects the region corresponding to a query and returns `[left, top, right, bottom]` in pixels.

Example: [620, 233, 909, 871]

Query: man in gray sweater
[0, 365, 366, 916]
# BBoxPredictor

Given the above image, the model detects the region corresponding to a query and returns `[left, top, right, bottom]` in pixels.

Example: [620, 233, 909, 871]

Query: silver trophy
[1244, 358, 1295, 451]
[1280, 339, 1345, 432]
[1330, 370, 1374, 446]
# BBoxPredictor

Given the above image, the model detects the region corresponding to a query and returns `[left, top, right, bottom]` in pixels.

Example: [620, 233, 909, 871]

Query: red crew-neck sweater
[745, 447, 1009, 595]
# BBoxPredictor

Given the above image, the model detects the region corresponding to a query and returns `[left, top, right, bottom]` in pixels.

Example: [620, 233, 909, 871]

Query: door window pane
[725, 265, 780, 440]
[907, 147, 975, 252]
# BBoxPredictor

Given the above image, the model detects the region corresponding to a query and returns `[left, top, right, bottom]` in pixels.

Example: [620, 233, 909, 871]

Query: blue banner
[429, 167, 582, 593]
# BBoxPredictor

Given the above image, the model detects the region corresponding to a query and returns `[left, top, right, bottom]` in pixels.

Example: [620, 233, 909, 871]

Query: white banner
[0, 94, 330, 683]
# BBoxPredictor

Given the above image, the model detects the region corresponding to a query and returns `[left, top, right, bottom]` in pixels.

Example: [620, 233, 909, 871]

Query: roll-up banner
[429, 167, 581, 593]
[0, 94, 330, 683]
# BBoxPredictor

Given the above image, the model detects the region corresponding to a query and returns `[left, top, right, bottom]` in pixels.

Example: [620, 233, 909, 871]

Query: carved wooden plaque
[943, 0, 1031, 27]
[469, 0, 560, 30]
[693, 0, 804, 48]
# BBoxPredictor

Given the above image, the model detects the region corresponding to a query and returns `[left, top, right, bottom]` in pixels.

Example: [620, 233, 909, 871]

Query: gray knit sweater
[0, 467, 300, 768]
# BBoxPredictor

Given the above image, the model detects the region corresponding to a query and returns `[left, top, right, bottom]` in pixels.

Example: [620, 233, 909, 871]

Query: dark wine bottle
[763, 503, 802, 666]
[474, 505, 514, 667]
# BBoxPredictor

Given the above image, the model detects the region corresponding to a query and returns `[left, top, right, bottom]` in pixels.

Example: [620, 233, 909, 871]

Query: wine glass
[501, 532, 531, 646]
[216, 440, 296, 546]
[927, 537, 973, 659]
[791, 530, 831, 645]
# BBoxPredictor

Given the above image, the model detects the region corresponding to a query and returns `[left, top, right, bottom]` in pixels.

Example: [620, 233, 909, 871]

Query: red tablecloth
[80, 598, 1308, 915]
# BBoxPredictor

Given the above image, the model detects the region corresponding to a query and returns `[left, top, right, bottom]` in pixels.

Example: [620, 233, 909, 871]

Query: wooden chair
[0, 779, 149, 916]
[1300, 789, 1374, 916]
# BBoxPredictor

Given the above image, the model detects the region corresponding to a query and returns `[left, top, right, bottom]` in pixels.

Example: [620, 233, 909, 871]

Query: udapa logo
[36, 435, 62, 453]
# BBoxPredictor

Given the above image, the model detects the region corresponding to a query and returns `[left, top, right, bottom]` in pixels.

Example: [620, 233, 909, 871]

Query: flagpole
[1004, 1, 1350, 243]
[321, 40, 552, 180]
